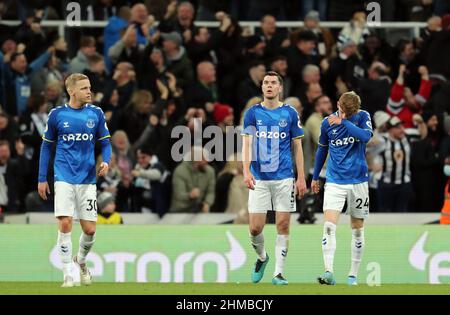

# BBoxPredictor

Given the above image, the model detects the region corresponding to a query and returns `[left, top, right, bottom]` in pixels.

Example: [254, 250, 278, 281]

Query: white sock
[250, 232, 266, 261]
[349, 228, 365, 277]
[274, 234, 289, 276]
[57, 231, 72, 278]
[77, 232, 95, 265]
[322, 221, 336, 273]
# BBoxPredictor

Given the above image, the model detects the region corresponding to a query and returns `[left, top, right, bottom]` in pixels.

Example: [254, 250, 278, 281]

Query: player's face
[262, 75, 282, 100]
[72, 79, 92, 104]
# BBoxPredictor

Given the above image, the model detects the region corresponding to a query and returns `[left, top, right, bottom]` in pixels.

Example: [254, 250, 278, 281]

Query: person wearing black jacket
[0, 140, 29, 213]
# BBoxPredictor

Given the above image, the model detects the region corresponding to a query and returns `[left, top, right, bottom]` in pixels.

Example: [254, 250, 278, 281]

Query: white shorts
[323, 182, 369, 219]
[248, 178, 295, 213]
[54, 181, 98, 222]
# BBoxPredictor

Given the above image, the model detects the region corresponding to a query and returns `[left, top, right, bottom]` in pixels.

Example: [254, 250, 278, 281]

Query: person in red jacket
[386, 64, 432, 128]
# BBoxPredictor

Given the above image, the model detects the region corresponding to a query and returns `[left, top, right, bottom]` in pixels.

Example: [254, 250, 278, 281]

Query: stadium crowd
[0, 0, 450, 221]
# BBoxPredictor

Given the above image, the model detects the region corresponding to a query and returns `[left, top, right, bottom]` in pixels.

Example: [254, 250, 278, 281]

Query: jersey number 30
[87, 199, 97, 212]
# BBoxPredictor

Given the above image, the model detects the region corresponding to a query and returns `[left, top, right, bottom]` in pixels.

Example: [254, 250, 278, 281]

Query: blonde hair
[339, 91, 361, 117]
[65, 73, 89, 91]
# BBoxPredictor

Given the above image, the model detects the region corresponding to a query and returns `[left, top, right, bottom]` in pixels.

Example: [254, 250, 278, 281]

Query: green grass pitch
[1, 282, 449, 295]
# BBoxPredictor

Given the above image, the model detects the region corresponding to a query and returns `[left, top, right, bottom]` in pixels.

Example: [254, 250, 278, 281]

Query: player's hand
[98, 162, 109, 177]
[311, 180, 320, 194]
[328, 116, 343, 126]
[295, 178, 307, 199]
[38, 182, 51, 200]
[243, 172, 256, 190]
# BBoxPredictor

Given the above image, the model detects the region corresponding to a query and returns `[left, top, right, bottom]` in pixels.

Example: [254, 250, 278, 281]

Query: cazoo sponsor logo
[50, 231, 246, 283]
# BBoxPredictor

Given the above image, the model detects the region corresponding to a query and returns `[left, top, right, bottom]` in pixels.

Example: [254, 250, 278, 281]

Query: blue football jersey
[318, 110, 373, 184]
[42, 103, 111, 184]
[242, 103, 304, 180]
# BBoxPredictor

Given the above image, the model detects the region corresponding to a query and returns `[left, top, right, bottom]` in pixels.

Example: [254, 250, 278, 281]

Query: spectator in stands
[44, 80, 65, 110]
[103, 6, 131, 72]
[108, 24, 146, 68]
[376, 115, 427, 212]
[366, 110, 391, 212]
[68, 36, 96, 74]
[97, 191, 123, 225]
[269, 55, 292, 98]
[96, 151, 131, 213]
[1, 47, 52, 117]
[296, 64, 321, 104]
[83, 53, 111, 104]
[129, 3, 154, 46]
[159, 1, 196, 41]
[111, 130, 135, 191]
[411, 112, 445, 212]
[300, 82, 323, 121]
[325, 36, 366, 100]
[241, 35, 266, 74]
[359, 34, 395, 69]
[392, 38, 421, 91]
[439, 114, 450, 163]
[97, 153, 121, 196]
[338, 11, 370, 47]
[116, 90, 153, 144]
[301, 10, 335, 58]
[257, 15, 289, 60]
[286, 30, 320, 99]
[214, 14, 244, 105]
[18, 94, 47, 185]
[425, 14, 450, 81]
[185, 61, 218, 110]
[14, 10, 48, 62]
[237, 61, 265, 114]
[139, 73, 186, 172]
[358, 61, 392, 116]
[0, 111, 19, 151]
[30, 52, 65, 95]
[386, 65, 432, 128]
[108, 61, 136, 110]
[0, 140, 29, 213]
[184, 26, 219, 67]
[131, 146, 169, 216]
[284, 96, 303, 122]
[170, 146, 215, 213]
[160, 31, 194, 89]
[304, 95, 333, 180]
[212, 153, 249, 223]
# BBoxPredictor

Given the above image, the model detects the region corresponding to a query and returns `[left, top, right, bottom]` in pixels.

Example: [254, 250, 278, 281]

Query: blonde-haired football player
[38, 73, 111, 287]
[311, 91, 373, 285]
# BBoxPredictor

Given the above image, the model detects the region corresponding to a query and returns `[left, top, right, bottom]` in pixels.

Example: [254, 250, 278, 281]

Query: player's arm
[38, 109, 57, 200]
[97, 109, 112, 177]
[311, 120, 329, 194]
[241, 108, 256, 190]
[330, 112, 373, 143]
[290, 108, 306, 198]
[292, 138, 307, 198]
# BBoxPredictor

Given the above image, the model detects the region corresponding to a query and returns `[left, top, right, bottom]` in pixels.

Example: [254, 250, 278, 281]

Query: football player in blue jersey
[242, 71, 307, 285]
[38, 73, 112, 287]
[311, 91, 373, 286]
